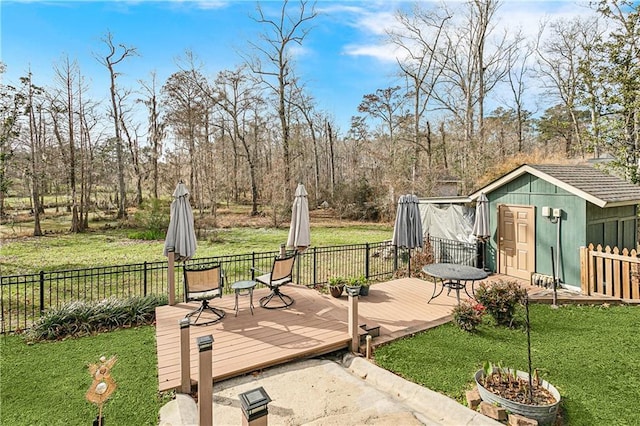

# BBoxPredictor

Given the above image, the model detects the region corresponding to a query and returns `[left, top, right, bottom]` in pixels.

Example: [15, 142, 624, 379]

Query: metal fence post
[312, 247, 317, 285]
[251, 252, 256, 280]
[393, 246, 398, 272]
[365, 243, 370, 279]
[39, 271, 45, 315]
[143, 261, 148, 296]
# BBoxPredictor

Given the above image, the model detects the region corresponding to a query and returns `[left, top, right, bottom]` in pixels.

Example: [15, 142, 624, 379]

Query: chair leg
[259, 287, 294, 309]
[185, 300, 225, 326]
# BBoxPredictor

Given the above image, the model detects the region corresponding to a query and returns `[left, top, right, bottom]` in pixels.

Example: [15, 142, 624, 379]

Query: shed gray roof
[469, 164, 640, 208]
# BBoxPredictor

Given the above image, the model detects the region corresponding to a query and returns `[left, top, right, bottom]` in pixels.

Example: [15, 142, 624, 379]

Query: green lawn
[0, 326, 169, 425]
[374, 304, 640, 425]
[1, 225, 392, 275]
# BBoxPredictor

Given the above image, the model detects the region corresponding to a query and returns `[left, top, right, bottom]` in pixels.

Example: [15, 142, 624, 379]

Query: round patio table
[231, 280, 257, 316]
[422, 263, 488, 304]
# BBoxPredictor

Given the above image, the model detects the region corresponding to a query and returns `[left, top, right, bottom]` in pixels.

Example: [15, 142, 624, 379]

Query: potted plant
[357, 275, 370, 296]
[474, 296, 561, 425]
[344, 276, 362, 297]
[475, 363, 561, 425]
[327, 276, 345, 298]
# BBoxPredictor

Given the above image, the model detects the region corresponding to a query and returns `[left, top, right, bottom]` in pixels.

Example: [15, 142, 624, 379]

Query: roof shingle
[529, 164, 640, 204]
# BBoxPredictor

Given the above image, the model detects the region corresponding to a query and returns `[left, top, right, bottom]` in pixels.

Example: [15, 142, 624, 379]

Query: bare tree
[214, 66, 263, 215]
[139, 72, 164, 199]
[505, 36, 534, 153]
[162, 69, 208, 201]
[96, 32, 138, 219]
[51, 56, 84, 232]
[247, 0, 317, 201]
[0, 63, 23, 218]
[23, 71, 45, 236]
[429, 0, 515, 191]
[117, 89, 144, 206]
[388, 4, 451, 185]
[536, 16, 600, 156]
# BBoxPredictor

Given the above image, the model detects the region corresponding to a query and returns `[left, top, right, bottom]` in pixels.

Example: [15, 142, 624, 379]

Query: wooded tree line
[1, 0, 638, 236]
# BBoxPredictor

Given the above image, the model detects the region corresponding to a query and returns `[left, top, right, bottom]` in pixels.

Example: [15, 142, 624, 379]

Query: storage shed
[469, 164, 640, 289]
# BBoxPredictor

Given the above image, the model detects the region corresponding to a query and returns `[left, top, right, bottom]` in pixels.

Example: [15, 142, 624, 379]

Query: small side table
[231, 280, 257, 316]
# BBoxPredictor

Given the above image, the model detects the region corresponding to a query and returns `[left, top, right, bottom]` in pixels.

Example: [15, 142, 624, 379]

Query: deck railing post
[180, 318, 191, 394]
[39, 271, 45, 315]
[348, 293, 359, 353]
[197, 335, 214, 426]
[168, 251, 176, 306]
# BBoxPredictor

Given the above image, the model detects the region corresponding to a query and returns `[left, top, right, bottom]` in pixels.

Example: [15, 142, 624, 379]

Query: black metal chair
[254, 254, 296, 309]
[183, 264, 225, 325]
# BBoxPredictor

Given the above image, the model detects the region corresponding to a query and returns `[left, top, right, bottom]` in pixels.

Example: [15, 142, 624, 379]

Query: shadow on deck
[155, 274, 616, 391]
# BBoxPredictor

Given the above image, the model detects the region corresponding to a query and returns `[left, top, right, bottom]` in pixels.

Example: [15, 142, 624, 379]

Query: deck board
[155, 274, 601, 392]
[155, 278, 460, 391]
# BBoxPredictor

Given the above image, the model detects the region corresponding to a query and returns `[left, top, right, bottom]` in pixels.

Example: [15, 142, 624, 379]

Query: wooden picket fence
[580, 244, 640, 300]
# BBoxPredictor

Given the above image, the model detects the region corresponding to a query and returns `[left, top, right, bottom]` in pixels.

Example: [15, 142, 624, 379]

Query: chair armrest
[251, 267, 268, 274]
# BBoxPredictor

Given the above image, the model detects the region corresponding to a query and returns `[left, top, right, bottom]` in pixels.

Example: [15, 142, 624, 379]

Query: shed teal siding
[585, 203, 638, 249]
[485, 173, 637, 289]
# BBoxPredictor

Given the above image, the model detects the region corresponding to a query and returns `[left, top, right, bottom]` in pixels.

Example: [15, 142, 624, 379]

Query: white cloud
[343, 43, 399, 62]
[336, 1, 600, 64]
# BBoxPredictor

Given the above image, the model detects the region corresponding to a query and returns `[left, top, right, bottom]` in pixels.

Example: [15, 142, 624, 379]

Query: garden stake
[525, 295, 533, 404]
[86, 356, 117, 426]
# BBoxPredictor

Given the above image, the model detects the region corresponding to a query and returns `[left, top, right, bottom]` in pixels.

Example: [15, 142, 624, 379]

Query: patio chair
[254, 253, 296, 309]
[183, 264, 225, 325]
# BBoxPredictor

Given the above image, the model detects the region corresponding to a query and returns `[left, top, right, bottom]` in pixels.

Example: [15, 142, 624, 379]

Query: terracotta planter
[474, 368, 561, 426]
[329, 285, 344, 298]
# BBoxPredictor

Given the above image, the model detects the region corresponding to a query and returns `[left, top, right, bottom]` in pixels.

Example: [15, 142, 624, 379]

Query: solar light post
[239, 386, 272, 426]
[179, 318, 191, 393]
[197, 335, 214, 426]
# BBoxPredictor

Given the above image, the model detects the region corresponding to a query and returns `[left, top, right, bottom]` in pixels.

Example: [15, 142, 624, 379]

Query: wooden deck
[155, 275, 616, 392]
[155, 277, 459, 391]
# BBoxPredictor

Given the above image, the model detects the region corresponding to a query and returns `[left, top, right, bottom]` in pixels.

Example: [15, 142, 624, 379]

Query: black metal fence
[1, 237, 480, 334]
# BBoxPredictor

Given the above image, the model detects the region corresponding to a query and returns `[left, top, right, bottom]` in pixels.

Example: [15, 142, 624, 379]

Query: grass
[374, 304, 640, 425]
[1, 224, 392, 276]
[0, 326, 169, 425]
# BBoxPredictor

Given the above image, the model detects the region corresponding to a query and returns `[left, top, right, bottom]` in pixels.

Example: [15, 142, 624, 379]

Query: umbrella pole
[408, 248, 411, 277]
[168, 251, 176, 305]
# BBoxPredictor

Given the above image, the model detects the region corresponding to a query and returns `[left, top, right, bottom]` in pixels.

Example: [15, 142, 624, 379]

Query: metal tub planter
[474, 368, 561, 425]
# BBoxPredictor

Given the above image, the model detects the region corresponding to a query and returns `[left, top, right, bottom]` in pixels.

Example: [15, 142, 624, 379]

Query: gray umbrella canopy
[163, 182, 197, 262]
[472, 193, 490, 240]
[392, 194, 424, 249]
[287, 183, 311, 251]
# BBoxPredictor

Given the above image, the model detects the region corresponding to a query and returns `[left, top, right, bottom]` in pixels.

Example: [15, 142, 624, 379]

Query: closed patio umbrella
[472, 193, 490, 269]
[392, 194, 424, 276]
[164, 182, 197, 261]
[164, 182, 197, 304]
[287, 183, 310, 252]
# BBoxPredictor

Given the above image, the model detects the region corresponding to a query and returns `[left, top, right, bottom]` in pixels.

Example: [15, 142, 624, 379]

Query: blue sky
[1, 0, 594, 133]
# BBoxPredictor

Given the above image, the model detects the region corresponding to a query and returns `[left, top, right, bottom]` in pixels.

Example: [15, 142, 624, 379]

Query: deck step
[359, 324, 381, 344]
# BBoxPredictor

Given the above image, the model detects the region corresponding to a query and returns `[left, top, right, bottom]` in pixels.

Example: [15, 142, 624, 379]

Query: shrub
[452, 299, 486, 332]
[475, 280, 527, 327]
[128, 198, 169, 240]
[25, 294, 168, 342]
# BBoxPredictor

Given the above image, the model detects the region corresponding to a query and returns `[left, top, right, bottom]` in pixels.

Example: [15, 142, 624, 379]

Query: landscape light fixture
[239, 386, 272, 423]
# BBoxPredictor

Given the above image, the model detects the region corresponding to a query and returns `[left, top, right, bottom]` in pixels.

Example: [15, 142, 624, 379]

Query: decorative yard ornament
[86, 355, 117, 426]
